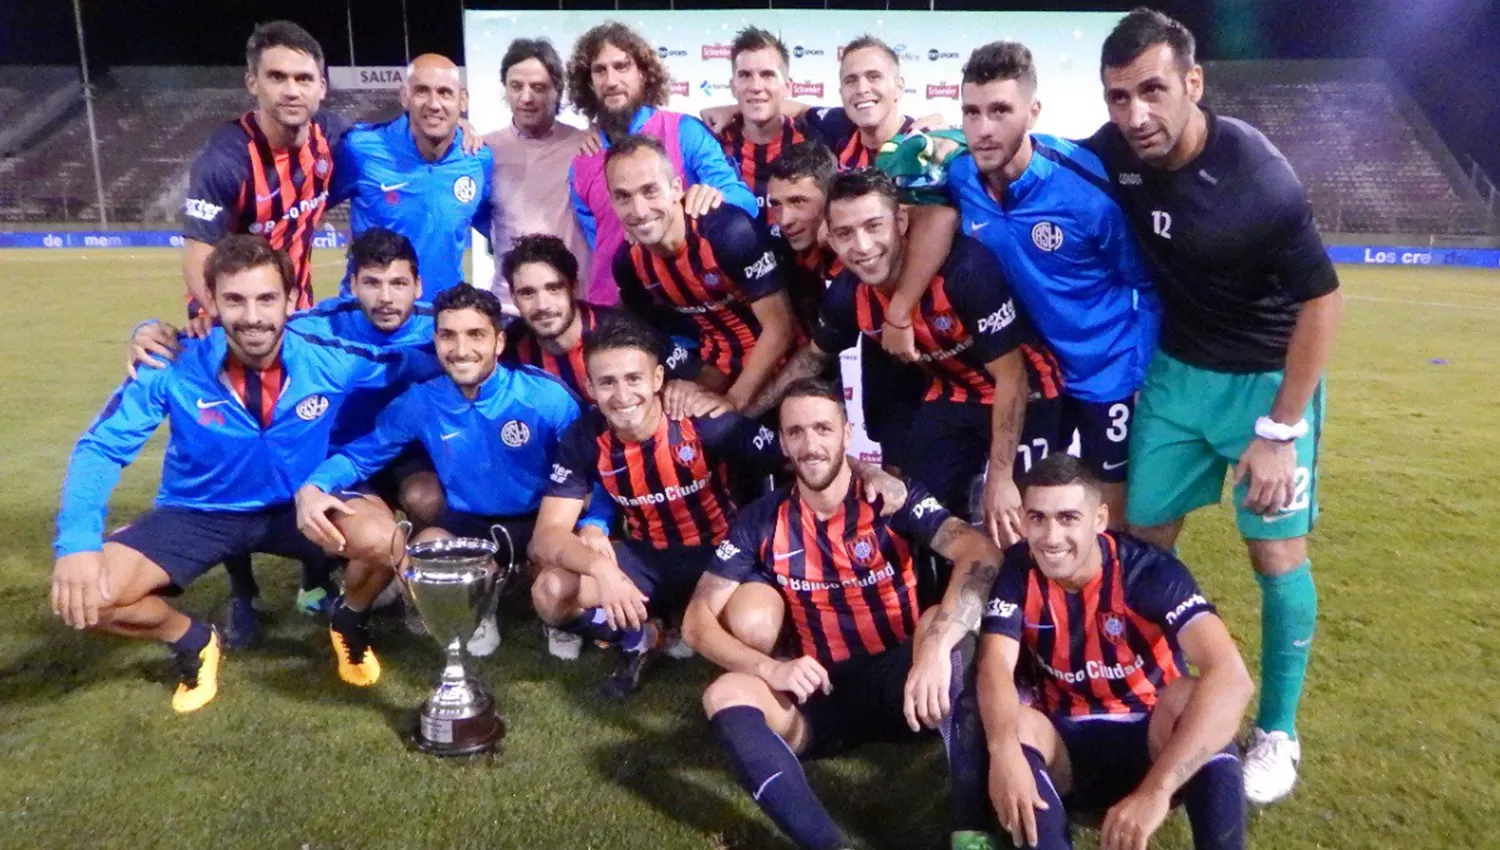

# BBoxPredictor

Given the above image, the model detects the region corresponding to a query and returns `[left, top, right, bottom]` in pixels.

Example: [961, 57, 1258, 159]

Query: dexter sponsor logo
[791, 80, 825, 98]
[977, 301, 1017, 334]
[926, 83, 959, 99]
[702, 44, 732, 60]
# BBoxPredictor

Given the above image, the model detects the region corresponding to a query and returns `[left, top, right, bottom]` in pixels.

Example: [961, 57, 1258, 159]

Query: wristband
[1254, 416, 1308, 443]
[884, 317, 912, 330]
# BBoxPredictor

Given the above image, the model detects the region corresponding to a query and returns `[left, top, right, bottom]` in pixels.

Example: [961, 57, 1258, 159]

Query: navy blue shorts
[432, 510, 537, 568]
[1028, 395, 1134, 484]
[1054, 714, 1153, 811]
[801, 640, 928, 758]
[894, 399, 991, 516]
[613, 540, 711, 619]
[108, 505, 326, 594]
[359, 444, 436, 509]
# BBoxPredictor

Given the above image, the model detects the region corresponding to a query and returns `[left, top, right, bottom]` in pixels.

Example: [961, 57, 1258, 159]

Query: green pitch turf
[0, 249, 1497, 849]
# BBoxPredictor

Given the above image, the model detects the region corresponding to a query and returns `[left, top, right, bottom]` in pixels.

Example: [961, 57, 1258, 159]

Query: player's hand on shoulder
[912, 112, 948, 132]
[663, 380, 733, 419]
[457, 118, 486, 155]
[1233, 437, 1297, 516]
[186, 311, 215, 340]
[577, 127, 603, 158]
[881, 317, 919, 362]
[699, 104, 739, 135]
[51, 551, 109, 630]
[294, 485, 355, 554]
[902, 641, 953, 731]
[758, 655, 833, 704]
[126, 320, 182, 379]
[855, 463, 909, 515]
[989, 741, 1050, 850]
[683, 183, 726, 218]
[1100, 786, 1172, 850]
[592, 562, 649, 631]
[983, 473, 1024, 548]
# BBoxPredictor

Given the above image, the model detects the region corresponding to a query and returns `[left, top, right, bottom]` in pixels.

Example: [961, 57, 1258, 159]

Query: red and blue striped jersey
[802, 107, 916, 170]
[503, 302, 703, 404]
[981, 531, 1217, 718]
[719, 115, 810, 226]
[712, 477, 954, 665]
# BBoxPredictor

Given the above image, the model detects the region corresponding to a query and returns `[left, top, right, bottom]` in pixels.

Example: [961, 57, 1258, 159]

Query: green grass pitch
[0, 249, 1497, 849]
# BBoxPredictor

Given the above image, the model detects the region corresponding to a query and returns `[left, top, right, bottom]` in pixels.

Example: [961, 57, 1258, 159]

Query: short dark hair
[205, 234, 296, 297]
[767, 140, 837, 191]
[582, 315, 662, 366]
[841, 35, 899, 68]
[731, 26, 789, 72]
[501, 234, 579, 290]
[432, 283, 507, 333]
[603, 133, 671, 172]
[963, 41, 1037, 92]
[1101, 7, 1197, 74]
[246, 20, 325, 74]
[1018, 453, 1102, 500]
[567, 22, 672, 123]
[825, 167, 900, 218]
[349, 227, 419, 278]
[780, 377, 846, 421]
[502, 38, 565, 102]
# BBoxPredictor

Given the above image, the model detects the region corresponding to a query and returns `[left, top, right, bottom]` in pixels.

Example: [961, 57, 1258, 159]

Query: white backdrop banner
[462, 9, 1119, 462]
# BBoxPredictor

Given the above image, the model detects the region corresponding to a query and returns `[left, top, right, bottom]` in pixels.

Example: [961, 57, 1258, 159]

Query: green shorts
[1125, 351, 1324, 540]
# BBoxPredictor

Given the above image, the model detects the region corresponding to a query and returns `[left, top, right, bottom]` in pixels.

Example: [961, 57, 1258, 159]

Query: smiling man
[333, 53, 495, 297]
[715, 27, 813, 226]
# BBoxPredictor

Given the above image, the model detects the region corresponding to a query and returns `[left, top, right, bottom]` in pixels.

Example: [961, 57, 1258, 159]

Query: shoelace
[1247, 736, 1294, 769]
[175, 650, 202, 690]
[339, 625, 370, 664]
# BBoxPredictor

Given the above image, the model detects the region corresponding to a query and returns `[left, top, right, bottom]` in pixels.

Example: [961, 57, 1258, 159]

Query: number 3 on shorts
[1106, 403, 1130, 442]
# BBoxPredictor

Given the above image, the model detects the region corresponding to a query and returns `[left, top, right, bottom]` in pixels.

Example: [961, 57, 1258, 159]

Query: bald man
[333, 53, 495, 295]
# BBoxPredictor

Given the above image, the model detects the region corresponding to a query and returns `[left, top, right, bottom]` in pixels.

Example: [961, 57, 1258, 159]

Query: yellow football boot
[171, 627, 222, 714]
[330, 625, 382, 687]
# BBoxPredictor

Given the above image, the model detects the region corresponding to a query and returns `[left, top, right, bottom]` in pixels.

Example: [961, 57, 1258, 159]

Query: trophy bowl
[392, 524, 519, 757]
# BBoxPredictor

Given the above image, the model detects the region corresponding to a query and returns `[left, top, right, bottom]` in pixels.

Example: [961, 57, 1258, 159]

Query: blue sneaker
[223, 597, 262, 650]
[296, 585, 335, 617]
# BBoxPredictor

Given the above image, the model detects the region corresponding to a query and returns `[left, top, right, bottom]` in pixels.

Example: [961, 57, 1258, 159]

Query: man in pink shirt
[485, 39, 593, 301]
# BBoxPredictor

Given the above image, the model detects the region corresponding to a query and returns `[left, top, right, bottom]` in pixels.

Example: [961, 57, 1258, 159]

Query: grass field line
[1345, 293, 1500, 311]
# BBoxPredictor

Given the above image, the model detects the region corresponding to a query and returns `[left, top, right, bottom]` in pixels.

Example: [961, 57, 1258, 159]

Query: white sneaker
[544, 624, 583, 661]
[466, 613, 501, 657]
[663, 629, 695, 660]
[1243, 727, 1301, 805]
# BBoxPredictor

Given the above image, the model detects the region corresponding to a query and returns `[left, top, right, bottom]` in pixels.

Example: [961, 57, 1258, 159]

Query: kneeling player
[295, 285, 613, 667]
[686, 378, 1004, 850]
[976, 454, 1251, 850]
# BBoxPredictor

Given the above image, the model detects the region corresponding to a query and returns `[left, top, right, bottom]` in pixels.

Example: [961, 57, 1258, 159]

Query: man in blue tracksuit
[884, 41, 1160, 525]
[332, 54, 494, 296]
[296, 285, 613, 651]
[53, 236, 431, 714]
[129, 227, 443, 647]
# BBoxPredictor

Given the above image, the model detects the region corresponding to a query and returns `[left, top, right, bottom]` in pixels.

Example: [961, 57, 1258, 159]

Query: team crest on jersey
[500, 419, 531, 447]
[675, 442, 698, 466]
[703, 272, 721, 288]
[315, 158, 330, 177]
[930, 313, 955, 333]
[1032, 221, 1065, 252]
[1098, 611, 1128, 645]
[847, 534, 879, 567]
[295, 394, 330, 421]
[453, 175, 478, 203]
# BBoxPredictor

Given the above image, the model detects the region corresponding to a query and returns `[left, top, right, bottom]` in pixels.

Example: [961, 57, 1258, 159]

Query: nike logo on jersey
[380, 181, 410, 192]
[195, 399, 230, 410]
[1023, 622, 1055, 629]
[440, 431, 462, 441]
[603, 465, 631, 475]
[255, 192, 278, 203]
[774, 549, 805, 560]
[1102, 460, 1128, 471]
[968, 220, 990, 233]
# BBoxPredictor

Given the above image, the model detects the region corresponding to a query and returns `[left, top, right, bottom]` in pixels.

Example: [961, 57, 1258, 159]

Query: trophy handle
[488, 523, 520, 591]
[389, 520, 414, 591]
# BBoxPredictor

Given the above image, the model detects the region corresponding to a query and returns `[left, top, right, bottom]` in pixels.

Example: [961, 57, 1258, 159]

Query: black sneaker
[222, 596, 262, 650]
[601, 624, 662, 700]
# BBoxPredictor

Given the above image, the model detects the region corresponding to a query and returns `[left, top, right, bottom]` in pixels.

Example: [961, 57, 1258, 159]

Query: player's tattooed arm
[982, 352, 1028, 547]
[742, 342, 835, 418]
[922, 517, 1004, 645]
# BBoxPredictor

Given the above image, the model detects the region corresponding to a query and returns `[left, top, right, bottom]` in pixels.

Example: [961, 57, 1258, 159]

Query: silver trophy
[392, 522, 519, 757]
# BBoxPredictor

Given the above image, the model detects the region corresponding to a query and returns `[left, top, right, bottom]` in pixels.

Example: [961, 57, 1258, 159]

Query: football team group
[49, 6, 1342, 849]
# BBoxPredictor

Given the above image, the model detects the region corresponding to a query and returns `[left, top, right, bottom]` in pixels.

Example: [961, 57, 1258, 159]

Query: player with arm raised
[685, 378, 1001, 850]
[52, 236, 424, 713]
[975, 454, 1252, 850]
[1085, 9, 1343, 802]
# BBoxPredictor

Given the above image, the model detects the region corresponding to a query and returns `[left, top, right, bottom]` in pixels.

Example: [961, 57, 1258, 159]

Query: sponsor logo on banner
[791, 80, 824, 97]
[657, 45, 687, 58]
[699, 81, 730, 96]
[792, 45, 824, 59]
[926, 83, 959, 99]
[669, 80, 690, 97]
[928, 48, 960, 61]
[702, 44, 731, 60]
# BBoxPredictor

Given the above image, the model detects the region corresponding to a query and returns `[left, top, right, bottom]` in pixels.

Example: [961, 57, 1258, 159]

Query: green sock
[1254, 560, 1316, 737]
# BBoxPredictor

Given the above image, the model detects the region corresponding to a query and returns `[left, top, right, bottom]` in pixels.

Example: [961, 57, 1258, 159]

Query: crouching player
[294, 284, 613, 672]
[686, 378, 1004, 850]
[976, 453, 1251, 850]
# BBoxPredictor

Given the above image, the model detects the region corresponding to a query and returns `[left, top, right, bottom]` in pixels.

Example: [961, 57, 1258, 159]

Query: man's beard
[598, 94, 644, 143]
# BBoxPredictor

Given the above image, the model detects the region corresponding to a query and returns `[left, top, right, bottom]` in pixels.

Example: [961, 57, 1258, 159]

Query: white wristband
[1254, 416, 1308, 443]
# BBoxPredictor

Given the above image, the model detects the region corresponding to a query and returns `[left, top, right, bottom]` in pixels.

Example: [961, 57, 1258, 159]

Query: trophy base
[408, 709, 506, 758]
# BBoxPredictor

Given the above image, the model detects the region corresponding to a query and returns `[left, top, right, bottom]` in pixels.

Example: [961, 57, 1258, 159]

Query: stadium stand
[0, 60, 1492, 239]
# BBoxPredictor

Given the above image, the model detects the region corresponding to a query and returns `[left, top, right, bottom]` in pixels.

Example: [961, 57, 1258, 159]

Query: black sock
[562, 608, 624, 644]
[223, 554, 258, 600]
[300, 554, 333, 594]
[1021, 744, 1072, 850]
[710, 705, 843, 850]
[330, 597, 367, 634]
[169, 618, 213, 657]
[1182, 744, 1246, 850]
[942, 636, 992, 833]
